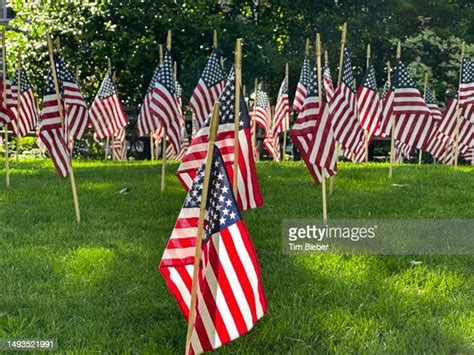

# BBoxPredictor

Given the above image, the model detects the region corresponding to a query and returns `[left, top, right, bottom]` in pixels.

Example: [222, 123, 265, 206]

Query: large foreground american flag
[90, 71, 128, 141]
[189, 49, 226, 131]
[159, 147, 266, 354]
[9, 68, 38, 137]
[392, 59, 434, 151]
[291, 66, 337, 184]
[177, 68, 263, 211]
[329, 48, 365, 162]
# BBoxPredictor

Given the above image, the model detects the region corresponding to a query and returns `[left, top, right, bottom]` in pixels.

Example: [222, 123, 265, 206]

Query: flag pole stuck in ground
[364, 43, 371, 163]
[232, 38, 242, 197]
[161, 31, 172, 192]
[283, 62, 289, 160]
[316, 33, 328, 225]
[15, 52, 21, 161]
[453, 41, 465, 167]
[389, 42, 400, 178]
[419, 71, 429, 164]
[46, 34, 81, 223]
[184, 101, 220, 355]
[252, 77, 258, 160]
[104, 57, 112, 161]
[1, 30, 10, 189]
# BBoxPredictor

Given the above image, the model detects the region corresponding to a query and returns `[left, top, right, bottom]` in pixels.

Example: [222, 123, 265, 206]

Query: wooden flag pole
[15, 52, 21, 161]
[271, 105, 277, 162]
[153, 45, 164, 162]
[283, 62, 289, 161]
[252, 78, 258, 161]
[453, 42, 465, 167]
[161, 34, 171, 193]
[364, 44, 371, 163]
[324, 50, 328, 67]
[330, 22, 347, 194]
[316, 33, 328, 225]
[389, 42, 401, 178]
[305, 38, 310, 57]
[47, 34, 80, 223]
[232, 39, 242, 198]
[184, 101, 221, 355]
[419, 71, 428, 165]
[213, 29, 218, 49]
[1, 30, 10, 188]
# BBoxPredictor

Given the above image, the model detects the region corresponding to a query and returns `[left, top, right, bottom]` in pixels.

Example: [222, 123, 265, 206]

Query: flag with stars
[90, 71, 128, 141]
[136, 60, 161, 137]
[52, 54, 89, 140]
[379, 79, 395, 136]
[254, 89, 271, 131]
[392, 59, 434, 151]
[291, 66, 337, 184]
[39, 70, 70, 178]
[189, 49, 226, 130]
[459, 57, 474, 121]
[329, 48, 365, 162]
[356, 64, 384, 137]
[293, 56, 310, 112]
[423, 88, 451, 161]
[159, 147, 267, 354]
[323, 65, 335, 102]
[8, 68, 38, 137]
[273, 76, 290, 133]
[177, 67, 263, 211]
[139, 50, 181, 154]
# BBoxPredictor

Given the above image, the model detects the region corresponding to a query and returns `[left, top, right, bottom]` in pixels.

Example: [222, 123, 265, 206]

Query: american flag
[8, 68, 38, 137]
[437, 94, 473, 156]
[189, 50, 226, 130]
[53, 54, 89, 140]
[39, 70, 70, 178]
[459, 57, 474, 121]
[293, 56, 310, 112]
[254, 89, 271, 130]
[0, 62, 15, 127]
[329, 48, 365, 162]
[136, 61, 161, 137]
[138, 50, 181, 154]
[177, 68, 263, 211]
[395, 140, 413, 161]
[425, 88, 442, 121]
[392, 59, 434, 151]
[423, 88, 450, 161]
[291, 66, 337, 184]
[263, 116, 280, 161]
[356, 64, 384, 137]
[323, 65, 335, 102]
[90, 71, 128, 141]
[111, 128, 126, 160]
[379, 80, 395, 136]
[159, 147, 267, 354]
[273, 76, 290, 133]
[166, 125, 190, 161]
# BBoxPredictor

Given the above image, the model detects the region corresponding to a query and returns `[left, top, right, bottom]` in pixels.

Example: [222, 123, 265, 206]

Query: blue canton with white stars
[424, 87, 436, 105]
[256, 89, 269, 109]
[342, 48, 356, 92]
[11, 68, 33, 93]
[361, 65, 378, 91]
[146, 63, 161, 94]
[97, 72, 117, 99]
[156, 50, 176, 95]
[278, 77, 288, 96]
[203, 67, 250, 130]
[54, 54, 78, 90]
[461, 57, 473, 84]
[299, 56, 311, 88]
[307, 66, 318, 97]
[393, 60, 417, 89]
[202, 50, 225, 87]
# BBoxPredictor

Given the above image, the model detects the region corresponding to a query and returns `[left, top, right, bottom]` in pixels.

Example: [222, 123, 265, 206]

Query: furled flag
[0, 65, 15, 127]
[9, 68, 38, 137]
[394, 140, 413, 161]
[459, 57, 474, 121]
[254, 89, 279, 160]
[39, 70, 70, 177]
[323, 66, 335, 102]
[90, 71, 128, 141]
[136, 50, 181, 154]
[293, 56, 310, 112]
[424, 88, 450, 161]
[391, 59, 434, 150]
[177, 68, 263, 211]
[273, 76, 290, 133]
[379, 80, 395, 136]
[291, 67, 337, 184]
[329, 48, 365, 162]
[111, 128, 126, 160]
[263, 117, 280, 161]
[189, 50, 226, 130]
[356, 64, 384, 137]
[159, 147, 267, 354]
[53, 54, 89, 140]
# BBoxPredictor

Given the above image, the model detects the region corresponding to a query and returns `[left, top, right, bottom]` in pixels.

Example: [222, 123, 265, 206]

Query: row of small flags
[0, 26, 473, 353]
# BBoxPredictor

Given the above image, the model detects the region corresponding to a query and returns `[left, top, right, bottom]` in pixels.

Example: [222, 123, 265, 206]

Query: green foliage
[4, 1, 474, 107]
[0, 160, 473, 352]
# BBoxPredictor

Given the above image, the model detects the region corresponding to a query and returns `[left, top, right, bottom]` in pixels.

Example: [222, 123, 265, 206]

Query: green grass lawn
[1, 159, 473, 353]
